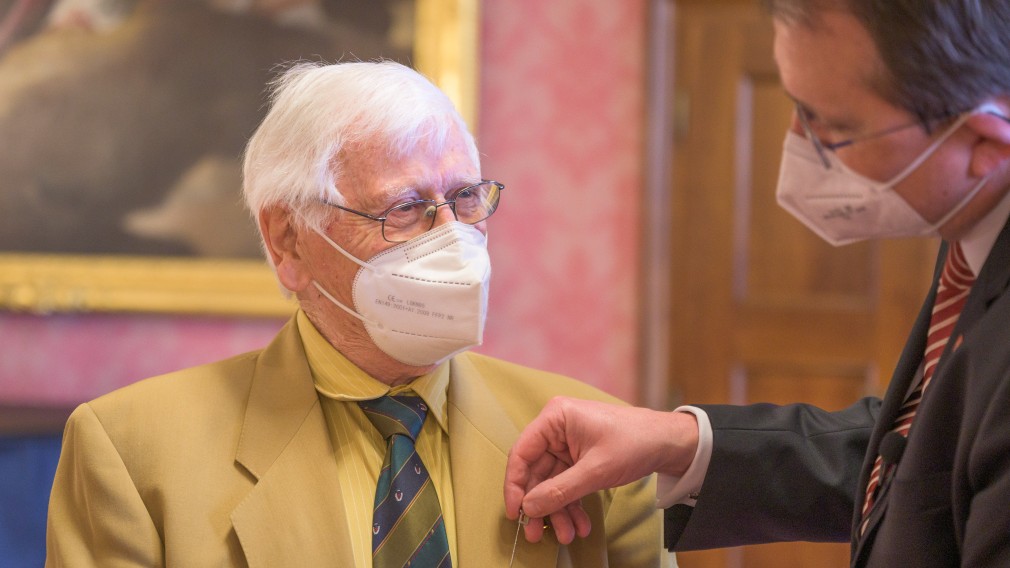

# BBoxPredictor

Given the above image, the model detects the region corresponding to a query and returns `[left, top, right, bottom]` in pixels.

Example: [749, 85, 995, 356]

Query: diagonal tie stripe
[861, 242, 974, 533]
[374, 451, 431, 526]
[359, 394, 451, 568]
[360, 395, 427, 440]
[376, 494, 451, 567]
[405, 517, 452, 568]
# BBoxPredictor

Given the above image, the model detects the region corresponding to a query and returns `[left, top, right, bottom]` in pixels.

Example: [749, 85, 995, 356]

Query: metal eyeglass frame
[796, 103, 1010, 170]
[321, 180, 504, 243]
[793, 102, 940, 170]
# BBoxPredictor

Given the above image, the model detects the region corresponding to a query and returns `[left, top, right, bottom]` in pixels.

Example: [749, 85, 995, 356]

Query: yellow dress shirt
[296, 311, 457, 568]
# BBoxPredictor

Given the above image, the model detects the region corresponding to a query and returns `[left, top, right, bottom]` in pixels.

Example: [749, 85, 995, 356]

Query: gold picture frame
[0, 0, 478, 318]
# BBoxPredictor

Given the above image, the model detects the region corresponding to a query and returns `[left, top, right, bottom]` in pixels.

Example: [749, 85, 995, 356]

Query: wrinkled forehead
[335, 125, 478, 202]
[338, 122, 473, 170]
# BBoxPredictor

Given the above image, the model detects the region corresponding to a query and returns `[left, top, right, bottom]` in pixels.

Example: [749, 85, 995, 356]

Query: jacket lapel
[928, 219, 1010, 387]
[851, 244, 944, 558]
[853, 218, 1010, 564]
[230, 319, 354, 567]
[448, 354, 560, 567]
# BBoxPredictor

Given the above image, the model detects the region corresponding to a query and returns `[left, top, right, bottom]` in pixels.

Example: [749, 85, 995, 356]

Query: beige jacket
[46, 318, 665, 567]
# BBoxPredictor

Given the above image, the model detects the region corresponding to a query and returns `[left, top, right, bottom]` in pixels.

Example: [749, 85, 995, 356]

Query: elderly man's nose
[428, 202, 458, 227]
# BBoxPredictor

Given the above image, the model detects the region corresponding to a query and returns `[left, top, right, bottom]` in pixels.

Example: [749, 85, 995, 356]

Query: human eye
[800, 106, 830, 132]
[452, 186, 477, 203]
[454, 184, 496, 222]
[810, 109, 860, 136]
[812, 119, 860, 150]
[384, 200, 429, 229]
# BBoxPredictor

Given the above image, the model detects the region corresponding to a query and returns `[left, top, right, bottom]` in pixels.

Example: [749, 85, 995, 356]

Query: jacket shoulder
[89, 349, 261, 411]
[455, 352, 629, 426]
[463, 352, 626, 400]
[76, 348, 264, 449]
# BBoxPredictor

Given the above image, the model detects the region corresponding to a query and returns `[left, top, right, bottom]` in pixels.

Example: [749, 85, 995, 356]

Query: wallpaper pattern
[0, 0, 647, 405]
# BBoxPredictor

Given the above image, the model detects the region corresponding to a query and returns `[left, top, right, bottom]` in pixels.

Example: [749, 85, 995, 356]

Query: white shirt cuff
[655, 406, 712, 508]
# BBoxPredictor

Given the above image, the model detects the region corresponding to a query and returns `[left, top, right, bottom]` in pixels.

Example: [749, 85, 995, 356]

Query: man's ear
[259, 206, 313, 293]
[967, 99, 1010, 178]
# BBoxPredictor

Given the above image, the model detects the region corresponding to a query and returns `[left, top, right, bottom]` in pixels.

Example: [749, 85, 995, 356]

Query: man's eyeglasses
[322, 180, 504, 243]
[793, 102, 936, 170]
[795, 104, 1010, 171]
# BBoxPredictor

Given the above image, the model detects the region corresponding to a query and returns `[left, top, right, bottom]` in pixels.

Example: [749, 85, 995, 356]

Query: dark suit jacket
[665, 216, 1010, 567]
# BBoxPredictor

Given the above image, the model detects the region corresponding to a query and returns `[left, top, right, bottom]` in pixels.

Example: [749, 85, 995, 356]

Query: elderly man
[505, 1, 1010, 567]
[44, 61, 665, 567]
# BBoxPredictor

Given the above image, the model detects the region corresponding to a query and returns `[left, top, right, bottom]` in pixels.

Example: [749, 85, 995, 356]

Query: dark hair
[761, 0, 1010, 121]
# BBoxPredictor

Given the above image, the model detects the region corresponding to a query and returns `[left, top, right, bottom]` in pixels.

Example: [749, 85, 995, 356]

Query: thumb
[521, 461, 600, 518]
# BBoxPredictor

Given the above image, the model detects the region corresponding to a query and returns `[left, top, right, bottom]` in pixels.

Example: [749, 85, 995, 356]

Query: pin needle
[509, 509, 529, 567]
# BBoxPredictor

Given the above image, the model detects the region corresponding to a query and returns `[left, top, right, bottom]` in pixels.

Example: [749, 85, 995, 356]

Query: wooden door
[665, 2, 938, 567]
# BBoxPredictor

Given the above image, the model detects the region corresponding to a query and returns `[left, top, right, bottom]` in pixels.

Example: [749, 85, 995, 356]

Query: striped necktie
[861, 242, 974, 531]
[358, 394, 452, 568]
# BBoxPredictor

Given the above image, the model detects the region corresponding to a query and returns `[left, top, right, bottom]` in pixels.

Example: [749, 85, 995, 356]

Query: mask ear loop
[311, 280, 382, 328]
[303, 219, 382, 327]
[876, 103, 1005, 188]
[926, 172, 993, 233]
[908, 104, 1004, 230]
[877, 112, 975, 188]
[313, 227, 374, 272]
[891, 103, 1002, 232]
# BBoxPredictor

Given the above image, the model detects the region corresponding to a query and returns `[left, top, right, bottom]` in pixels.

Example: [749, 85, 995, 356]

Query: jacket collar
[227, 321, 559, 567]
[230, 319, 353, 566]
[851, 243, 943, 546]
[961, 213, 1010, 327]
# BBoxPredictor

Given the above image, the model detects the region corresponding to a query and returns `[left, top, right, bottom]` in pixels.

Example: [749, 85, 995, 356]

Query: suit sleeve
[46, 404, 163, 567]
[666, 397, 880, 551]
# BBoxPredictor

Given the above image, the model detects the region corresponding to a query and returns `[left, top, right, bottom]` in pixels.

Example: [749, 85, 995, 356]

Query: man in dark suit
[503, 1, 1010, 566]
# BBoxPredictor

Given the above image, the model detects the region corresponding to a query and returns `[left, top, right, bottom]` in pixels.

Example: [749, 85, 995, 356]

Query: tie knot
[358, 394, 428, 441]
[941, 242, 975, 291]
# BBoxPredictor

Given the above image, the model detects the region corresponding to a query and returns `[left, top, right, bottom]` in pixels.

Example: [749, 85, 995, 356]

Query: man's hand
[504, 397, 699, 544]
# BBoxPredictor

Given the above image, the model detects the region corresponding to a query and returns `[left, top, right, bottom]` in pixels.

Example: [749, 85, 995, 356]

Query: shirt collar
[295, 310, 449, 432]
[960, 187, 1010, 277]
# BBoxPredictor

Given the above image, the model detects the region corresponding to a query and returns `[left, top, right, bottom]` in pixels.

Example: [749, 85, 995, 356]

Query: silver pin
[509, 509, 530, 567]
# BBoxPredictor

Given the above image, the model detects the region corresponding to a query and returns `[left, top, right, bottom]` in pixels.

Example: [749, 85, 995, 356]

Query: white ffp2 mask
[312, 222, 491, 366]
[775, 107, 993, 246]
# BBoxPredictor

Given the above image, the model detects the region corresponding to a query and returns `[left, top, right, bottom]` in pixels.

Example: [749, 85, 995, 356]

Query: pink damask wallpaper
[0, 313, 282, 404]
[477, 0, 646, 401]
[0, 0, 647, 406]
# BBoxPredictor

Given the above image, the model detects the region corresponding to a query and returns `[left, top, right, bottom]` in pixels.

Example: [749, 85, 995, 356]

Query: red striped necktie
[860, 242, 974, 532]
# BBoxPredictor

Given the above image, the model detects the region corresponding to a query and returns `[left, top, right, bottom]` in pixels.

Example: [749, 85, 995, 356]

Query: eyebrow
[382, 184, 418, 202]
[373, 178, 483, 206]
[352, 185, 416, 213]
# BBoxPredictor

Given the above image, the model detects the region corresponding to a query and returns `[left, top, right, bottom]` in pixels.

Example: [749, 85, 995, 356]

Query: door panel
[666, 2, 937, 567]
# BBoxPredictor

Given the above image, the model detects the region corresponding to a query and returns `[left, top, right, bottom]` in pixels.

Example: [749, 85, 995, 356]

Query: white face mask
[776, 107, 992, 246]
[311, 222, 491, 366]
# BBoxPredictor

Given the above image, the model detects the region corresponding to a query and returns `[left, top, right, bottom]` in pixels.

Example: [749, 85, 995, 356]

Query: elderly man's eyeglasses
[322, 180, 504, 243]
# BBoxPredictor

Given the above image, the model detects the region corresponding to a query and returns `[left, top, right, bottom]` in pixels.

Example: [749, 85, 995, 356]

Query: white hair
[242, 60, 479, 233]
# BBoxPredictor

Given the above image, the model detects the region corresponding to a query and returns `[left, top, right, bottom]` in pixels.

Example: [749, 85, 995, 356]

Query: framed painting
[0, 0, 478, 317]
